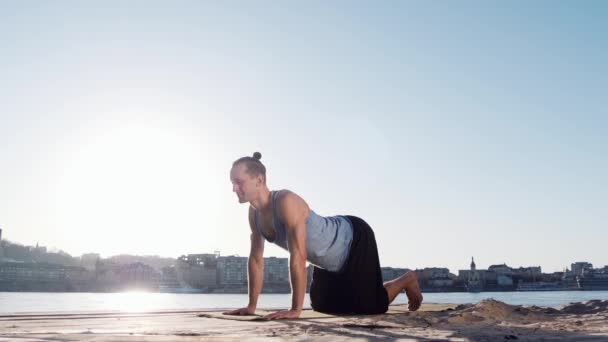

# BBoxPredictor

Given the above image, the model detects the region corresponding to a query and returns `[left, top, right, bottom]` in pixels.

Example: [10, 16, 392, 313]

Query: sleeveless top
[253, 191, 353, 272]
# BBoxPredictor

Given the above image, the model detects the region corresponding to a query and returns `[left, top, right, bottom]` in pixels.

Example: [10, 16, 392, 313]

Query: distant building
[263, 257, 289, 292]
[513, 266, 542, 276]
[418, 267, 451, 280]
[80, 253, 100, 270]
[570, 262, 593, 277]
[93, 260, 121, 291]
[381, 267, 410, 282]
[114, 262, 160, 290]
[177, 253, 218, 289]
[92, 260, 160, 291]
[415, 267, 454, 291]
[171, 253, 291, 293]
[178, 253, 218, 267]
[576, 264, 608, 291]
[264, 257, 288, 283]
[0, 262, 68, 291]
[467, 257, 481, 292]
[179, 262, 217, 289]
[497, 274, 513, 286]
[159, 266, 180, 288]
[0, 262, 65, 282]
[488, 264, 513, 275]
[486, 263, 515, 289]
[65, 266, 93, 291]
[512, 266, 542, 283]
[217, 255, 248, 287]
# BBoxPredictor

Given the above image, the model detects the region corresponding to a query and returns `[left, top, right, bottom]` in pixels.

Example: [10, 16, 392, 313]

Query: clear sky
[1, 1, 606, 274]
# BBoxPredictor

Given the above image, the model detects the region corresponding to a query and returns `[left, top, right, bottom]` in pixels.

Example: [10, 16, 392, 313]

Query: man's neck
[250, 188, 272, 212]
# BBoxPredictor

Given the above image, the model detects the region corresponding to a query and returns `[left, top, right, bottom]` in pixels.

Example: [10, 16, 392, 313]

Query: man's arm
[264, 191, 309, 320]
[247, 206, 265, 310]
[223, 206, 264, 315]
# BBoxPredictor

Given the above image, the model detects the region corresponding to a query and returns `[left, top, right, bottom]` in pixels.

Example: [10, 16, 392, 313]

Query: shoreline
[1, 288, 604, 294]
[1, 300, 606, 341]
[3, 290, 608, 315]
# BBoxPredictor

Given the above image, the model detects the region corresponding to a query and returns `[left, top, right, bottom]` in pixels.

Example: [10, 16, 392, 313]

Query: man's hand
[222, 306, 256, 316]
[263, 309, 302, 320]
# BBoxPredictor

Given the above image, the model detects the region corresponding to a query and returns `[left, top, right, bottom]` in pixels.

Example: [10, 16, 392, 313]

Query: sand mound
[441, 299, 608, 327]
[560, 300, 608, 314]
[445, 299, 552, 325]
[526, 305, 561, 314]
[447, 299, 513, 324]
[471, 299, 518, 320]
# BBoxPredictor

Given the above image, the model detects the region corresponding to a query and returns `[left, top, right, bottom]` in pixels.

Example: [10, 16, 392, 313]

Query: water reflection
[1, 291, 607, 314]
[108, 291, 167, 312]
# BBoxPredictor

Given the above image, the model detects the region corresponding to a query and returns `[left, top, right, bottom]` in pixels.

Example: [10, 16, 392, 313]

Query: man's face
[230, 163, 258, 204]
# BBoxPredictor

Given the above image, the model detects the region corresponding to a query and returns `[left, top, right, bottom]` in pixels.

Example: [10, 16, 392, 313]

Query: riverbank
[1, 300, 607, 341]
[3, 291, 608, 314]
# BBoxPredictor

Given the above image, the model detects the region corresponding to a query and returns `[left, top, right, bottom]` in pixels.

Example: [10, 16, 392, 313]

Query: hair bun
[252, 152, 262, 160]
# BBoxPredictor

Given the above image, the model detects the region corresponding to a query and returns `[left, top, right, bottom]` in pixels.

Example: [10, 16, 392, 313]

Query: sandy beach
[1, 299, 607, 341]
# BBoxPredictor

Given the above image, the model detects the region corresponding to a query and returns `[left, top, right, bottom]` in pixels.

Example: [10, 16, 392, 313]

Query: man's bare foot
[384, 270, 425, 309]
[404, 272, 423, 311]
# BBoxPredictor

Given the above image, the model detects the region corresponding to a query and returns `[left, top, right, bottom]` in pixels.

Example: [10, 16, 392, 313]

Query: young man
[224, 152, 423, 320]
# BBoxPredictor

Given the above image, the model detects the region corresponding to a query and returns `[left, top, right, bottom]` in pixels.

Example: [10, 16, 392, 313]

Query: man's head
[230, 152, 267, 203]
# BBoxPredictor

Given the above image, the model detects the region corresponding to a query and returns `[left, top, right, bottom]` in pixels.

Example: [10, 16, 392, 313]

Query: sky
[1, 1, 606, 274]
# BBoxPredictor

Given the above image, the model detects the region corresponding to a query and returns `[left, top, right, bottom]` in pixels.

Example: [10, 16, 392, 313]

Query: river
[1, 291, 607, 314]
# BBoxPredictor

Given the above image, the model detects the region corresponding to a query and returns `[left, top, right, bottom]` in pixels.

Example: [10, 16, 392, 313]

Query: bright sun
[51, 120, 221, 255]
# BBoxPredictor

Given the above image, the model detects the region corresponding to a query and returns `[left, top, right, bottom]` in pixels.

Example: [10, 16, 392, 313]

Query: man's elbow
[289, 253, 306, 269]
[249, 255, 264, 268]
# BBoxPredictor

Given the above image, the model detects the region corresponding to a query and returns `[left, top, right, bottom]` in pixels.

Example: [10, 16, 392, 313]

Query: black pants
[309, 215, 389, 314]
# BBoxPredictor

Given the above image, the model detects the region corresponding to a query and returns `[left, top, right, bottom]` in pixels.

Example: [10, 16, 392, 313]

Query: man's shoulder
[274, 190, 309, 223]
[275, 189, 302, 206]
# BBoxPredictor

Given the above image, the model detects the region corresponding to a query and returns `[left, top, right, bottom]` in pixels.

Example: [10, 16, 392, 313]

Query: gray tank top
[254, 191, 353, 272]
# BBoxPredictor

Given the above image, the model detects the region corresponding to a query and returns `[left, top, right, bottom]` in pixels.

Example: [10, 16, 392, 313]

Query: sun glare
[51, 120, 221, 255]
[109, 291, 165, 312]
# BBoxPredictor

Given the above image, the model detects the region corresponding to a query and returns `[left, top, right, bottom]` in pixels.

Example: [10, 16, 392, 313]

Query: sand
[1, 299, 607, 341]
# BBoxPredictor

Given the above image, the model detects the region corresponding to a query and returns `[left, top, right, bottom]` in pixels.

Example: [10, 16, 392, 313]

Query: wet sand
[1, 299, 607, 341]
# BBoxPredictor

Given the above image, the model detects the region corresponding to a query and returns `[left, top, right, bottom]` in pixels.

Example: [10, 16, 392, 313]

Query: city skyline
[1, 233, 602, 275]
[3, 235, 606, 294]
[1, 2, 607, 274]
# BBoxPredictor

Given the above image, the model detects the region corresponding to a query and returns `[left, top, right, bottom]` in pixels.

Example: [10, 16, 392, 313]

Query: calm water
[1, 291, 607, 315]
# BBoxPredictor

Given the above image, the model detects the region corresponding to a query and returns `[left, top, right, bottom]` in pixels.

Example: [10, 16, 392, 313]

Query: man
[223, 152, 423, 320]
